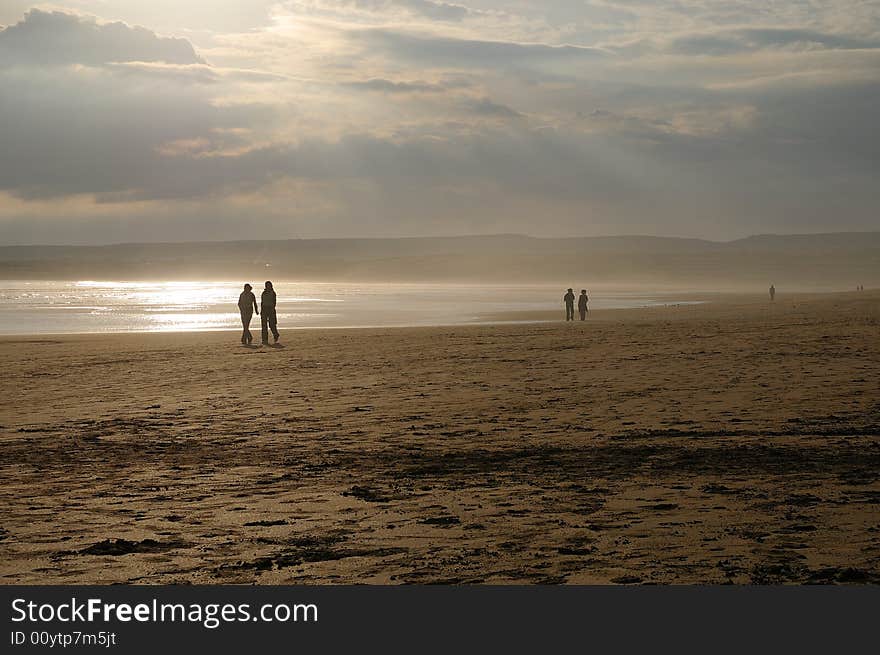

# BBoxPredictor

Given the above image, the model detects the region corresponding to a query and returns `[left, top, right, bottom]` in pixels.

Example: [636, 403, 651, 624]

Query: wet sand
[1, 291, 878, 584]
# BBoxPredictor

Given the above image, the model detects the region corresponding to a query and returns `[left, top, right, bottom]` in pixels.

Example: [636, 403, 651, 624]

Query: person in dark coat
[578, 289, 589, 320]
[564, 288, 575, 321]
[261, 281, 280, 345]
[237, 283, 258, 344]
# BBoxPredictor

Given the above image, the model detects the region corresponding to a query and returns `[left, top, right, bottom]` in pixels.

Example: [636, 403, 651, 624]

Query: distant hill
[0, 232, 877, 290]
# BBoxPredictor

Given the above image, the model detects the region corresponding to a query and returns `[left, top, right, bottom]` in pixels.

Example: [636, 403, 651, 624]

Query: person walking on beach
[769, 284, 776, 301]
[564, 288, 575, 321]
[261, 280, 280, 345]
[238, 283, 259, 345]
[578, 289, 589, 320]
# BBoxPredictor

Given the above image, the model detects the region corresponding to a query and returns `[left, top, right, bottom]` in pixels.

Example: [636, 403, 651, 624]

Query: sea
[0, 280, 697, 335]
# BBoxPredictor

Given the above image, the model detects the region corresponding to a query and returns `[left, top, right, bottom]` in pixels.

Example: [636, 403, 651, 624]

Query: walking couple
[564, 288, 590, 321]
[238, 281, 280, 346]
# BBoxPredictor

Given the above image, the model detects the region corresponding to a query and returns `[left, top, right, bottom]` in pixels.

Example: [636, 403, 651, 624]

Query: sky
[0, 1, 878, 244]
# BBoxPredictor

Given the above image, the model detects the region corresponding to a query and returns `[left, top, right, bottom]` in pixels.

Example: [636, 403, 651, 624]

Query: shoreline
[0, 289, 862, 339]
[0, 283, 721, 338]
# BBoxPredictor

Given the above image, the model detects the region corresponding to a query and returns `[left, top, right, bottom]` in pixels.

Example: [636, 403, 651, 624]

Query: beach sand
[1, 291, 878, 584]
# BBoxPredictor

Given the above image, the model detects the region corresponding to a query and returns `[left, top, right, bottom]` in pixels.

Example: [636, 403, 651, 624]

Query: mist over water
[0, 281, 698, 335]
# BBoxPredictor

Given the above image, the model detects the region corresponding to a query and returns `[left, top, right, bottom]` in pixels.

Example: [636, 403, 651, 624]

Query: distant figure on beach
[237, 283, 259, 345]
[578, 290, 589, 320]
[261, 281, 280, 345]
[769, 284, 776, 301]
[564, 288, 575, 321]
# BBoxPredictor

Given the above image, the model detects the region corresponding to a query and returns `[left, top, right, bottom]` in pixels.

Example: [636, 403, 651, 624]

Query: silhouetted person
[238, 283, 258, 344]
[261, 280, 280, 345]
[769, 284, 776, 301]
[564, 288, 575, 321]
[578, 289, 589, 320]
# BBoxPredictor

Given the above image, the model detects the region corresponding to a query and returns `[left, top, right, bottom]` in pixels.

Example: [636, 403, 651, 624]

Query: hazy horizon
[2, 2, 879, 245]
[2, 232, 877, 289]
[3, 229, 880, 249]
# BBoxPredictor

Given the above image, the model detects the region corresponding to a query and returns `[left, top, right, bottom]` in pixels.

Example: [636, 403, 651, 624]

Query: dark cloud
[0, 9, 203, 68]
[460, 97, 523, 118]
[343, 78, 451, 93]
[0, 64, 265, 200]
[668, 27, 880, 56]
[108, 61, 288, 84]
[738, 82, 880, 169]
[106, 62, 222, 84]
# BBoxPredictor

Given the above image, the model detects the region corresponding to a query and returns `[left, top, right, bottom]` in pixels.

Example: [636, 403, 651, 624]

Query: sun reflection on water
[0, 280, 693, 335]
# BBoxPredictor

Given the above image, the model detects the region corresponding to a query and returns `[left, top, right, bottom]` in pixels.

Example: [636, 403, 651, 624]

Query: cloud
[1, 3, 879, 243]
[395, 0, 471, 22]
[107, 61, 289, 84]
[460, 97, 523, 119]
[343, 77, 453, 93]
[0, 57, 269, 201]
[353, 29, 606, 68]
[278, 0, 480, 24]
[0, 9, 203, 68]
[666, 28, 880, 56]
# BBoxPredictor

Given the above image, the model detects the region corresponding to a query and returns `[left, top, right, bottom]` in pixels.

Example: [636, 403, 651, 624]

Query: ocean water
[0, 281, 693, 335]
